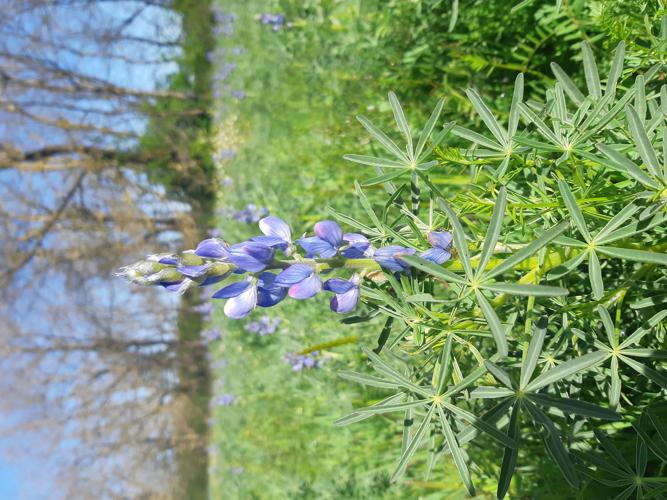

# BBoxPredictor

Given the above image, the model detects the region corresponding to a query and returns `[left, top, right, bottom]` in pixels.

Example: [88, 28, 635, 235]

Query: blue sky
[0, 2, 183, 497]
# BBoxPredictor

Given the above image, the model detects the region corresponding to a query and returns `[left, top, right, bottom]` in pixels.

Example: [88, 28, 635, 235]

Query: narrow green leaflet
[589, 250, 604, 300]
[438, 197, 474, 279]
[476, 186, 507, 277]
[415, 97, 445, 160]
[436, 405, 476, 496]
[356, 115, 408, 161]
[509, 74, 524, 138]
[626, 105, 663, 180]
[520, 317, 547, 389]
[528, 393, 621, 420]
[337, 371, 400, 390]
[597, 246, 667, 266]
[388, 91, 413, 160]
[481, 283, 569, 297]
[558, 180, 592, 242]
[497, 403, 521, 500]
[526, 351, 608, 391]
[391, 404, 435, 482]
[476, 290, 509, 356]
[485, 221, 569, 279]
[466, 88, 508, 147]
[582, 42, 602, 99]
[400, 255, 467, 285]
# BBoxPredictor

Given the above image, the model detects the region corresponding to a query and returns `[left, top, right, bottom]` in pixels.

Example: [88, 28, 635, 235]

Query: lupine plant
[121, 42, 666, 497]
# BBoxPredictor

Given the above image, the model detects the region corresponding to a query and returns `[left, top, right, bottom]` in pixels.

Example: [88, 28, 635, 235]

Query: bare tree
[0, 1, 215, 498]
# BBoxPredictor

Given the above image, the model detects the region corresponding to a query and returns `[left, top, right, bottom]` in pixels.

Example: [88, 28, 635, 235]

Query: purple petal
[275, 264, 313, 286]
[323, 278, 355, 294]
[259, 216, 291, 242]
[195, 238, 230, 259]
[224, 284, 258, 318]
[257, 286, 287, 307]
[212, 279, 252, 299]
[249, 235, 288, 250]
[158, 255, 179, 265]
[331, 287, 360, 313]
[314, 220, 343, 247]
[427, 231, 453, 250]
[232, 241, 274, 261]
[297, 236, 337, 258]
[177, 263, 211, 278]
[420, 247, 452, 265]
[199, 275, 226, 287]
[257, 272, 287, 307]
[341, 234, 373, 258]
[374, 246, 410, 272]
[288, 273, 321, 299]
[229, 242, 274, 272]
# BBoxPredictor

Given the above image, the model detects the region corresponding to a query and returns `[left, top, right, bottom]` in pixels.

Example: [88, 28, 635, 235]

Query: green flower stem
[296, 335, 359, 355]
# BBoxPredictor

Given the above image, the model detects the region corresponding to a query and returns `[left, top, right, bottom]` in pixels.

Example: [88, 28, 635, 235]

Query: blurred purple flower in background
[201, 328, 223, 343]
[258, 13, 286, 31]
[214, 394, 236, 406]
[192, 301, 214, 319]
[231, 90, 246, 100]
[283, 351, 323, 372]
[228, 204, 269, 224]
[245, 315, 281, 335]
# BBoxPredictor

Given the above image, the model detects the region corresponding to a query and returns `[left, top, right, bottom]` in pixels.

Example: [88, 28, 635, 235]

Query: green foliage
[337, 36, 667, 498]
[209, 1, 667, 498]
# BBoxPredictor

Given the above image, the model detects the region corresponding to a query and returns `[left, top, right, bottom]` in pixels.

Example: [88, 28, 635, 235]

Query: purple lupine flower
[374, 246, 416, 272]
[250, 216, 292, 253]
[208, 228, 222, 238]
[212, 278, 258, 318]
[222, 176, 234, 186]
[323, 274, 361, 313]
[231, 90, 246, 100]
[201, 328, 223, 342]
[340, 233, 374, 258]
[275, 264, 321, 299]
[214, 394, 236, 406]
[256, 272, 287, 307]
[297, 220, 343, 258]
[231, 46, 245, 55]
[283, 351, 322, 372]
[420, 231, 453, 264]
[195, 238, 230, 259]
[229, 241, 274, 272]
